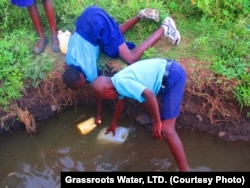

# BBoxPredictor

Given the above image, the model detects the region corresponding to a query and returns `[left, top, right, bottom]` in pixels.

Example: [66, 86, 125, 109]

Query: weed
[0, 29, 54, 108]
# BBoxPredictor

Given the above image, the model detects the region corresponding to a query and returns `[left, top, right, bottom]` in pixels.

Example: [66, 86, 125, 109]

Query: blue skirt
[11, 0, 34, 8]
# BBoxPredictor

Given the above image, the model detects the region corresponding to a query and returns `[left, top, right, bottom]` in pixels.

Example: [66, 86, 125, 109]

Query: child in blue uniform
[63, 6, 181, 88]
[92, 58, 189, 172]
[11, 0, 59, 54]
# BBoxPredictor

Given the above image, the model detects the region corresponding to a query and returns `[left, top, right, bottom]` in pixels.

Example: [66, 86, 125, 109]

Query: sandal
[34, 38, 48, 54]
[52, 36, 60, 52]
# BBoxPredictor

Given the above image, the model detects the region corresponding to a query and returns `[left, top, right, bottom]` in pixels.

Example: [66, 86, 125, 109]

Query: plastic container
[77, 117, 96, 135]
[57, 30, 71, 54]
[97, 127, 129, 144]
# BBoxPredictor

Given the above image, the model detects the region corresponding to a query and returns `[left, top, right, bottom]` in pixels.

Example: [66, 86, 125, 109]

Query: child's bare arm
[142, 88, 162, 140]
[106, 98, 125, 136]
[95, 96, 103, 125]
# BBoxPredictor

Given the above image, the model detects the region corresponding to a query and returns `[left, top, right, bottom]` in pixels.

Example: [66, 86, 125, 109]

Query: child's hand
[105, 124, 118, 136]
[152, 122, 163, 140]
[95, 117, 102, 125]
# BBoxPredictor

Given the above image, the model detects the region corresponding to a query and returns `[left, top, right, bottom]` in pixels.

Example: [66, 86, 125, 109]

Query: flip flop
[52, 37, 60, 52]
[34, 38, 48, 54]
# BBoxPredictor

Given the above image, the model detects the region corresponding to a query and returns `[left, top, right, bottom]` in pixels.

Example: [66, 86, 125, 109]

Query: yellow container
[77, 117, 97, 135]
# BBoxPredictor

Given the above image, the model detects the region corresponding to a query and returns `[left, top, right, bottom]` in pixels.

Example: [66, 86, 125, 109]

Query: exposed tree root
[16, 105, 37, 135]
[182, 58, 241, 126]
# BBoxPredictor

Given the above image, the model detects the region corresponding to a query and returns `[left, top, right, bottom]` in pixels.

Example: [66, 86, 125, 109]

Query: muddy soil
[1, 38, 249, 141]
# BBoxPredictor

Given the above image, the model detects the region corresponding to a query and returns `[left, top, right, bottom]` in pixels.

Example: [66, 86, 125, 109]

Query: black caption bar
[61, 172, 250, 188]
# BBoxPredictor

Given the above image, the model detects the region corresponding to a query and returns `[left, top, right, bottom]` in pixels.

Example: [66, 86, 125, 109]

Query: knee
[161, 126, 175, 139]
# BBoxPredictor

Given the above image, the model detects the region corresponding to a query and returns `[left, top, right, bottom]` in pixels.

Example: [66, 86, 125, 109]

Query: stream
[0, 104, 250, 187]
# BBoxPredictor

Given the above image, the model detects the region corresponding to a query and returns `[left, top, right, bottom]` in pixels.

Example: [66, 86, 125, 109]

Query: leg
[120, 8, 160, 33]
[138, 7, 181, 45]
[42, 0, 59, 52]
[161, 118, 189, 172]
[119, 16, 140, 34]
[160, 61, 188, 171]
[119, 27, 164, 64]
[28, 3, 48, 54]
[118, 10, 180, 64]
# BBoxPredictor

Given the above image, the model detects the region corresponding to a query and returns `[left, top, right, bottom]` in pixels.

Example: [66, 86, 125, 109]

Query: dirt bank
[1, 39, 249, 141]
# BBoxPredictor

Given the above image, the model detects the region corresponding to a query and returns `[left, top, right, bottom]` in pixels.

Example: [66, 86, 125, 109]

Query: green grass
[0, 0, 249, 112]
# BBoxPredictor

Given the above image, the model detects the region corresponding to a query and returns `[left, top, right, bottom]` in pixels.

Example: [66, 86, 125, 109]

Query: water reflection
[0, 105, 249, 187]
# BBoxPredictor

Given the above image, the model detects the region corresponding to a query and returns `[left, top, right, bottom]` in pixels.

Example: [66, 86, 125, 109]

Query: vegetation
[0, 0, 249, 115]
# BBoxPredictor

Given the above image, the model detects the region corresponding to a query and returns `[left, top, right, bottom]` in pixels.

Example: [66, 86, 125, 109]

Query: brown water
[0, 104, 250, 187]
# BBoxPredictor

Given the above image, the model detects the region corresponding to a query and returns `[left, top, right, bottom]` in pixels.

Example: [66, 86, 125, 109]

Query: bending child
[92, 58, 189, 172]
[63, 5, 181, 89]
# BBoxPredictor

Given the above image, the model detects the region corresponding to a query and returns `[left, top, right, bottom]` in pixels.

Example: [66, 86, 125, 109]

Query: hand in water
[105, 125, 117, 136]
[95, 117, 102, 125]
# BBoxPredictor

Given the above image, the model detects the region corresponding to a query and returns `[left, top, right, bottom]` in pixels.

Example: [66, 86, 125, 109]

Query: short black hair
[62, 66, 82, 89]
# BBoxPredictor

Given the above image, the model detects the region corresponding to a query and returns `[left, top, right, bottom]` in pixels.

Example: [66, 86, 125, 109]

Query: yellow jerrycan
[77, 117, 96, 135]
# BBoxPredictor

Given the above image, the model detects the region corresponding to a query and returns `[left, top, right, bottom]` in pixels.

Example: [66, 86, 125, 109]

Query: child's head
[63, 66, 86, 89]
[92, 76, 118, 99]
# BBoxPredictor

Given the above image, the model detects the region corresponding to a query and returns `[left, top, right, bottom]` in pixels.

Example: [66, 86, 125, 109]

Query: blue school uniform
[66, 5, 135, 83]
[11, 0, 34, 7]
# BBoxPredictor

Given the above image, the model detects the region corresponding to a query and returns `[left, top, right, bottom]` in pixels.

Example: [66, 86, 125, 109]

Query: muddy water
[0, 104, 250, 187]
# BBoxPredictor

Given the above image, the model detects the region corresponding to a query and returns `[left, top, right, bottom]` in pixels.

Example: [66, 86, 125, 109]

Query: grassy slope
[0, 0, 249, 132]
